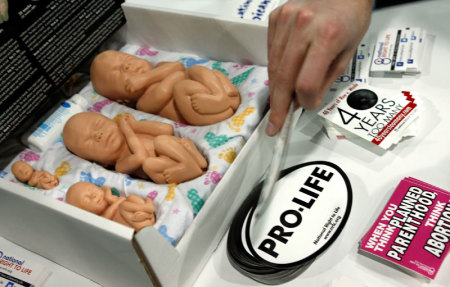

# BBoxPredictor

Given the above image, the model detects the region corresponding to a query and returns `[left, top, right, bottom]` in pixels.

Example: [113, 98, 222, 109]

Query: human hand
[265, 0, 374, 136]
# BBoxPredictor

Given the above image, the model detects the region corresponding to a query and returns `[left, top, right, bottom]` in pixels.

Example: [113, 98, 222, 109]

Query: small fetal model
[90, 50, 240, 126]
[62, 112, 207, 184]
[11, 161, 59, 190]
[66, 181, 155, 231]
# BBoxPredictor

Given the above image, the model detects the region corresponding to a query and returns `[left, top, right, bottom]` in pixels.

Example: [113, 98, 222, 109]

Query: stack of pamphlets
[360, 177, 450, 279]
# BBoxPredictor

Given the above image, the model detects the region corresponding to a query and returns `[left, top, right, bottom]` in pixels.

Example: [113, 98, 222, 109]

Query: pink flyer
[360, 177, 450, 279]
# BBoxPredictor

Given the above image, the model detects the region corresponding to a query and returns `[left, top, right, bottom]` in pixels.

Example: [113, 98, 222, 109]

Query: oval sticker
[244, 161, 352, 266]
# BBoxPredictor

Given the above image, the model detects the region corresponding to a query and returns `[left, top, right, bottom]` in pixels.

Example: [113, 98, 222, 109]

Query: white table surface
[2, 1, 449, 287]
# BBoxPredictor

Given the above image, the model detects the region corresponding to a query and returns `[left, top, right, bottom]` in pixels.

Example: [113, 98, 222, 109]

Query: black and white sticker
[318, 83, 421, 150]
[244, 161, 352, 266]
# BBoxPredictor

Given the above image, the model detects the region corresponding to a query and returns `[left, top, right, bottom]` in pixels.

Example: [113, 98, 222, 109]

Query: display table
[1, 1, 448, 287]
[195, 1, 450, 286]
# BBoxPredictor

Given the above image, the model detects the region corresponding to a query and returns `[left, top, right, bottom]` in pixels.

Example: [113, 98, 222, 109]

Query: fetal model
[66, 181, 155, 231]
[90, 50, 241, 126]
[11, 161, 59, 190]
[62, 112, 207, 184]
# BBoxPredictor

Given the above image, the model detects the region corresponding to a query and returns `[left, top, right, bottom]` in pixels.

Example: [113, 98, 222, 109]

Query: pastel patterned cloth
[1, 44, 269, 245]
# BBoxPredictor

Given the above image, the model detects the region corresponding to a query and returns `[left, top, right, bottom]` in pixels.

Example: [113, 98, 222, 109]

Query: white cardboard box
[121, 1, 269, 66]
[0, 3, 276, 287]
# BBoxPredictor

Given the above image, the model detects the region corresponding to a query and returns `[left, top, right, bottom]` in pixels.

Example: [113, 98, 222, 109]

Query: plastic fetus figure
[90, 50, 240, 126]
[62, 112, 207, 184]
[11, 161, 59, 190]
[66, 181, 155, 231]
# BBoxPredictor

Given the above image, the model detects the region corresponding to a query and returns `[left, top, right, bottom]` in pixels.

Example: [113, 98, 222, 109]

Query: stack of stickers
[360, 177, 450, 279]
[227, 161, 352, 284]
[331, 26, 427, 90]
[331, 42, 372, 90]
[370, 27, 426, 76]
[322, 27, 427, 149]
[318, 82, 421, 150]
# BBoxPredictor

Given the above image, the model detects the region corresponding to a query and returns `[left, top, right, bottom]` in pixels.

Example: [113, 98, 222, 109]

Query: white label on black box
[245, 162, 352, 265]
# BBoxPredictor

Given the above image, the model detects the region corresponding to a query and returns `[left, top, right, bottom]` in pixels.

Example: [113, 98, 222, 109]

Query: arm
[102, 186, 118, 205]
[126, 62, 185, 99]
[115, 118, 149, 174]
[100, 186, 126, 219]
[265, 0, 374, 136]
[137, 70, 187, 115]
[121, 114, 174, 136]
[101, 197, 126, 220]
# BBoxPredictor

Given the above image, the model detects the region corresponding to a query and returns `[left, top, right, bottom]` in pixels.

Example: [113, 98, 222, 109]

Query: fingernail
[265, 121, 277, 136]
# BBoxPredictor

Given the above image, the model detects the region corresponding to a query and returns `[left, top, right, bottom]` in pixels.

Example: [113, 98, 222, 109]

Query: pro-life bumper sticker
[318, 83, 421, 150]
[227, 161, 352, 284]
[360, 177, 450, 279]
